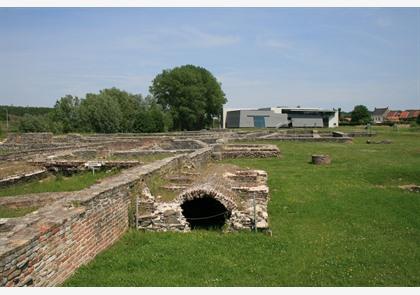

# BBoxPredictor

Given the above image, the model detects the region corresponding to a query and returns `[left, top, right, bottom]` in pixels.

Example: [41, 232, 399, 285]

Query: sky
[0, 8, 419, 111]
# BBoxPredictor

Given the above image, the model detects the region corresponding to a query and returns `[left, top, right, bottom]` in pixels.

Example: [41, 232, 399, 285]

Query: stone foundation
[212, 144, 280, 160]
[137, 164, 270, 232]
[0, 169, 48, 188]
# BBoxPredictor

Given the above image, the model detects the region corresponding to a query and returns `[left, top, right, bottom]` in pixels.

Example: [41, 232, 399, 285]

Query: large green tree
[79, 91, 124, 133]
[98, 88, 142, 132]
[351, 105, 372, 125]
[52, 95, 81, 133]
[149, 65, 227, 131]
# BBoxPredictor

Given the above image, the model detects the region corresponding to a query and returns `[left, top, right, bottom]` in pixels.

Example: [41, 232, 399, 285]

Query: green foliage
[4, 64, 231, 134]
[18, 114, 50, 132]
[97, 88, 142, 132]
[351, 105, 372, 125]
[79, 91, 124, 133]
[150, 64, 227, 131]
[65, 128, 420, 286]
[133, 97, 168, 133]
[52, 95, 81, 133]
[49, 88, 171, 134]
[0, 105, 52, 119]
[417, 115, 420, 125]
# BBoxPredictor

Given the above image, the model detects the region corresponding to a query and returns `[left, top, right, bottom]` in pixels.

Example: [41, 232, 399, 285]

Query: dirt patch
[399, 184, 420, 193]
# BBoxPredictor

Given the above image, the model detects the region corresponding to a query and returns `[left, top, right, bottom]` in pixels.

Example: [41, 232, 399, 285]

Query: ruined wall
[0, 148, 212, 287]
[137, 164, 270, 233]
[0, 169, 48, 188]
[5, 133, 53, 145]
[0, 180, 132, 286]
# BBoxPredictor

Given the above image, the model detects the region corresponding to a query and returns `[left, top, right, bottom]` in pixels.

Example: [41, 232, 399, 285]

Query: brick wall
[0, 148, 212, 286]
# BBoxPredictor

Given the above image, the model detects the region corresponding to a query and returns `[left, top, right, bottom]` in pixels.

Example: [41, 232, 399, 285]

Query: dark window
[253, 116, 266, 128]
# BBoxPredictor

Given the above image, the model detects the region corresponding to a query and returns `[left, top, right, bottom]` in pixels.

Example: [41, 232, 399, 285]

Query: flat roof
[225, 106, 337, 113]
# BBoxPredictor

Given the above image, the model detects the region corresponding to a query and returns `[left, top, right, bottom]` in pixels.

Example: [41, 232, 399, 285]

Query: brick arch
[176, 186, 237, 212]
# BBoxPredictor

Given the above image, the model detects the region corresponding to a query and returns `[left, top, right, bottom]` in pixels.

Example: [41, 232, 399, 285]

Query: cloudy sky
[0, 8, 419, 111]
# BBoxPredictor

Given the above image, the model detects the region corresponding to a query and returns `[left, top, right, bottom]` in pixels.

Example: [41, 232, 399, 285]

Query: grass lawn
[64, 127, 420, 286]
[0, 169, 119, 197]
[0, 206, 39, 218]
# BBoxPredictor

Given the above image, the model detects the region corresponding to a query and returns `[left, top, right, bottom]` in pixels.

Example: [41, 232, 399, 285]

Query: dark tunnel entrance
[181, 196, 231, 230]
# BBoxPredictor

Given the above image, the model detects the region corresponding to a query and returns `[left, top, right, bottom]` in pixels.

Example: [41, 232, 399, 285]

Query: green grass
[0, 206, 38, 218]
[0, 169, 120, 197]
[64, 127, 420, 286]
[146, 173, 176, 202]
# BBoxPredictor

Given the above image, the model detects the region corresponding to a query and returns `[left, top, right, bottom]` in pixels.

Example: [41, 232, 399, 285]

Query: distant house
[371, 107, 389, 124]
[399, 111, 410, 121]
[386, 110, 401, 122]
[407, 110, 420, 120]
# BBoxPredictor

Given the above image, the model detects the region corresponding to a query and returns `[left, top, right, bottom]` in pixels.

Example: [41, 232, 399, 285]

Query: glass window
[253, 116, 266, 128]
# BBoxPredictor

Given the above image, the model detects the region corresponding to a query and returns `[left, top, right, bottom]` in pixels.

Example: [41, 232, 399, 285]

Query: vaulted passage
[181, 196, 231, 230]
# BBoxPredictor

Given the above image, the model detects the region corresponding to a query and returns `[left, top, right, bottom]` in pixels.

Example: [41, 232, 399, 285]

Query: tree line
[3, 65, 227, 134]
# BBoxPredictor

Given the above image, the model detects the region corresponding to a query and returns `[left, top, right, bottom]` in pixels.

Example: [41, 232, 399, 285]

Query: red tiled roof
[386, 111, 400, 118]
[408, 110, 420, 118]
[400, 111, 410, 119]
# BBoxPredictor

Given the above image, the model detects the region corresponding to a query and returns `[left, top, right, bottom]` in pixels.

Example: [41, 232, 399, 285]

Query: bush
[18, 114, 50, 132]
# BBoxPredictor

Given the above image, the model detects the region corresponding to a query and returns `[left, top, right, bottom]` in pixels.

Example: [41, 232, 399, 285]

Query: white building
[223, 106, 339, 128]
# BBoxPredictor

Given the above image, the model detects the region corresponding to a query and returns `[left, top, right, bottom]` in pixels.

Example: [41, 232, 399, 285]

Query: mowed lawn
[64, 127, 420, 286]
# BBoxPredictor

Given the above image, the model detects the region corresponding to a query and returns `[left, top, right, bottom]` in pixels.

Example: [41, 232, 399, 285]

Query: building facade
[224, 107, 339, 128]
[371, 107, 390, 124]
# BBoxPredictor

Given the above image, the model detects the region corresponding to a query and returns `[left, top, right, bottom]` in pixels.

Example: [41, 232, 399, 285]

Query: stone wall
[212, 144, 281, 160]
[5, 133, 53, 145]
[0, 148, 212, 287]
[0, 169, 48, 188]
[137, 164, 270, 233]
[0, 192, 72, 209]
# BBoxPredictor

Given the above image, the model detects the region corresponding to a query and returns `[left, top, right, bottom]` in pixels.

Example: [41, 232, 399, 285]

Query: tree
[133, 96, 170, 133]
[52, 95, 81, 133]
[417, 115, 420, 125]
[149, 65, 227, 131]
[79, 92, 123, 133]
[18, 114, 50, 132]
[351, 105, 371, 125]
[98, 88, 142, 132]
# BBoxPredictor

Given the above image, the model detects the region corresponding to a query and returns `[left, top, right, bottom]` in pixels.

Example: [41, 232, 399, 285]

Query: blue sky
[0, 8, 419, 111]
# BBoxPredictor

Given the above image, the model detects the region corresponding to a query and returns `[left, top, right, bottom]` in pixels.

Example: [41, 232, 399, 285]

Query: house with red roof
[399, 111, 410, 121]
[407, 110, 420, 120]
[386, 111, 401, 122]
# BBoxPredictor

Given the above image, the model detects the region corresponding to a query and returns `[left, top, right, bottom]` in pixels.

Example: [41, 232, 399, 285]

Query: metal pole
[135, 194, 138, 229]
[6, 108, 9, 131]
[253, 192, 257, 233]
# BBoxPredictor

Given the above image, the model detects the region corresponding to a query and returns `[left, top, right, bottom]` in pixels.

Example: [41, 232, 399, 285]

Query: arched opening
[181, 196, 231, 230]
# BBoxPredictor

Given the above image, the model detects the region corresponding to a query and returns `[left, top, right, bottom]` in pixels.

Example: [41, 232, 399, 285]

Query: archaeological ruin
[0, 129, 361, 286]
